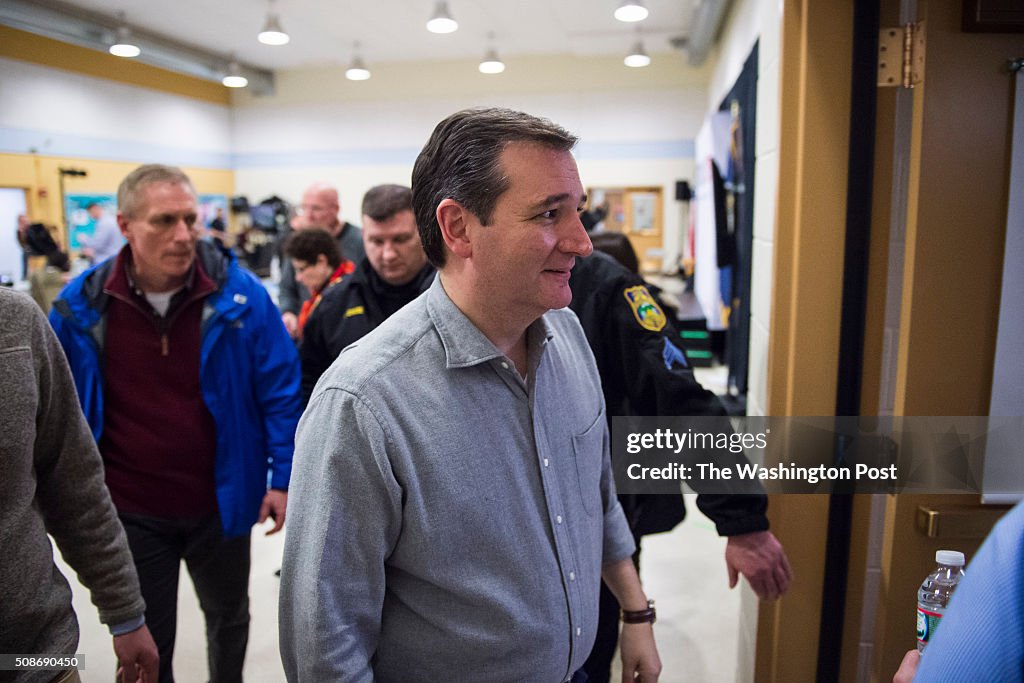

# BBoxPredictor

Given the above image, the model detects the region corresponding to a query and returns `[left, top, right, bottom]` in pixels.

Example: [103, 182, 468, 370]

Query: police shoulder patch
[623, 285, 666, 332]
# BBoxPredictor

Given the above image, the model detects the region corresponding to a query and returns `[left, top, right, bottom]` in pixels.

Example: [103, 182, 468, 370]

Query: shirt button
[501, 361, 509, 369]
[556, 515, 563, 524]
[543, 458, 549, 467]
[576, 627, 582, 636]
[569, 571, 576, 581]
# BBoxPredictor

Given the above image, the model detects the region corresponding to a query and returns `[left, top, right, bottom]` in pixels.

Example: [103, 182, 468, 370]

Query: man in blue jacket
[50, 164, 301, 683]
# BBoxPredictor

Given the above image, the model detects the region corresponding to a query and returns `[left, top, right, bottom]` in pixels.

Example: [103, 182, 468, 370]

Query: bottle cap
[936, 550, 965, 566]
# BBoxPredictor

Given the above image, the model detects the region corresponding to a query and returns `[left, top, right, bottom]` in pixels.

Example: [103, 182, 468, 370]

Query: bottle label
[917, 606, 943, 645]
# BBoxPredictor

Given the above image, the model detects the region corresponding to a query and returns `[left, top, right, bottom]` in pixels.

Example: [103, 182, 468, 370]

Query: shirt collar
[104, 247, 215, 306]
[426, 276, 554, 370]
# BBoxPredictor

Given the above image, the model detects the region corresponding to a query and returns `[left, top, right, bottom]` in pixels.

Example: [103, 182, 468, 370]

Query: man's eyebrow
[526, 193, 585, 212]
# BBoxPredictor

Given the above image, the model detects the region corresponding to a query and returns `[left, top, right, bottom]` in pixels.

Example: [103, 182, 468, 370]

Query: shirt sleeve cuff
[108, 615, 146, 636]
[602, 499, 638, 564]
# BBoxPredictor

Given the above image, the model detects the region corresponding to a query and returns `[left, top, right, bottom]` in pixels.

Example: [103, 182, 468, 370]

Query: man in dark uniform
[299, 184, 434, 404]
[571, 249, 792, 683]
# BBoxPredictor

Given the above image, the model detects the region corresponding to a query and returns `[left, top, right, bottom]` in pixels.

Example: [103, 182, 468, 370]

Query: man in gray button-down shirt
[280, 108, 661, 682]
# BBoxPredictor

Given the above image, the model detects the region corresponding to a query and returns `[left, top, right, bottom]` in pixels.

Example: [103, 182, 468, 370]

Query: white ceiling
[47, 0, 698, 70]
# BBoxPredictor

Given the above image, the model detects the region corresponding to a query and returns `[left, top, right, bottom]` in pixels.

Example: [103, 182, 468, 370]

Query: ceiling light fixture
[222, 59, 249, 88]
[614, 0, 649, 23]
[257, 1, 290, 46]
[624, 39, 651, 67]
[108, 12, 140, 58]
[426, 1, 458, 34]
[479, 33, 505, 74]
[479, 48, 505, 74]
[346, 42, 371, 81]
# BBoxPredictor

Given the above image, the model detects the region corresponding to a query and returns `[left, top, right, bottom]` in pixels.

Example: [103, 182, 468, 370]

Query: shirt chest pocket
[571, 411, 605, 517]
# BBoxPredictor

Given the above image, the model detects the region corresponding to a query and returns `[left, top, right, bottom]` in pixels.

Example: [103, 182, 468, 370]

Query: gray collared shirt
[280, 276, 635, 683]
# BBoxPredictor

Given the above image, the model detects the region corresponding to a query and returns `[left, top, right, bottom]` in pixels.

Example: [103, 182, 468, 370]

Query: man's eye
[537, 210, 557, 220]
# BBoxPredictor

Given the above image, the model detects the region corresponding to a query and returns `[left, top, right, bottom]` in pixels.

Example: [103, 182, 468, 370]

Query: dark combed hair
[361, 184, 413, 223]
[411, 107, 578, 267]
[283, 228, 343, 268]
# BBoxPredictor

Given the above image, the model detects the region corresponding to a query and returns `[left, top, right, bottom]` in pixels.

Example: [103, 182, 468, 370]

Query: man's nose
[172, 218, 194, 241]
[559, 214, 593, 258]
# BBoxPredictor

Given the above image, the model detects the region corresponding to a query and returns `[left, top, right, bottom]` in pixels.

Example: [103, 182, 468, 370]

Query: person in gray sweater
[0, 288, 158, 683]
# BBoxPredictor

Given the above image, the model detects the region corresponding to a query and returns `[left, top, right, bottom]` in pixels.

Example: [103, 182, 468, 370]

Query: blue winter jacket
[49, 241, 302, 538]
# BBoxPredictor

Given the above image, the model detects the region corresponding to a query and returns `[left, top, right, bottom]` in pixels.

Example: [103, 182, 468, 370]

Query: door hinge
[878, 21, 925, 88]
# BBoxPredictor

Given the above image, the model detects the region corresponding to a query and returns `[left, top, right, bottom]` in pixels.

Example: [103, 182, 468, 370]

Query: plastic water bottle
[916, 550, 966, 652]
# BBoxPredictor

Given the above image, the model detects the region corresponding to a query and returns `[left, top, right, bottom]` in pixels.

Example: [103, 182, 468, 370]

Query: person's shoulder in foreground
[894, 500, 1024, 683]
[0, 287, 158, 682]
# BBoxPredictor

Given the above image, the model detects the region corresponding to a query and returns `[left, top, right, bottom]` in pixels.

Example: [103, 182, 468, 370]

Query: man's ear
[117, 212, 130, 238]
[436, 198, 473, 260]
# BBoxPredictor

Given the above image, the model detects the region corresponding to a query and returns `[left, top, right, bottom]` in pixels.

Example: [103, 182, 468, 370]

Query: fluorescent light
[427, 1, 458, 33]
[624, 40, 651, 67]
[109, 18, 140, 58]
[258, 13, 290, 45]
[222, 61, 248, 88]
[615, 0, 649, 23]
[479, 48, 505, 74]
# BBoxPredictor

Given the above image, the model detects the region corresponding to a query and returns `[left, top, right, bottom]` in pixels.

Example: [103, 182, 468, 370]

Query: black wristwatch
[621, 599, 656, 624]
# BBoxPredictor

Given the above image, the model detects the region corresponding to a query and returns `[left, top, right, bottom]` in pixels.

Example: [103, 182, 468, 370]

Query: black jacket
[299, 258, 435, 404]
[568, 251, 768, 537]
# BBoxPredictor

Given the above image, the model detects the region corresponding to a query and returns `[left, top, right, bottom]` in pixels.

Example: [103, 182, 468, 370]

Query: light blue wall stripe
[234, 139, 695, 168]
[233, 147, 421, 168]
[575, 139, 695, 161]
[0, 126, 233, 169]
[1, 126, 694, 170]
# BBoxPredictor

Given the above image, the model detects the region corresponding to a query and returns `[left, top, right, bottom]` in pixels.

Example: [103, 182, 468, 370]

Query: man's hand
[893, 649, 920, 683]
[725, 530, 792, 600]
[619, 622, 661, 683]
[281, 312, 299, 339]
[113, 624, 159, 682]
[259, 488, 288, 535]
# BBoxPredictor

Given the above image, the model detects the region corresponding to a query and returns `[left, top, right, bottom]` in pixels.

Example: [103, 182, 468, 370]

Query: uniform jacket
[49, 241, 302, 538]
[569, 250, 768, 537]
[299, 258, 435, 404]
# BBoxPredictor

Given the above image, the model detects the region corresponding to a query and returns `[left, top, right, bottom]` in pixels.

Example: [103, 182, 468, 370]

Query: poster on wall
[65, 193, 229, 250]
[198, 194, 229, 231]
[65, 194, 117, 251]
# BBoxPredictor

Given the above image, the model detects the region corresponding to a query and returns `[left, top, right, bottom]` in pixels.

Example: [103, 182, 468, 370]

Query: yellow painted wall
[1, 153, 234, 249]
[0, 28, 235, 249]
[0, 26, 229, 106]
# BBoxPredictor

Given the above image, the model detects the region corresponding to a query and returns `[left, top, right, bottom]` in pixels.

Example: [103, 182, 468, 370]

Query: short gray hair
[118, 164, 195, 218]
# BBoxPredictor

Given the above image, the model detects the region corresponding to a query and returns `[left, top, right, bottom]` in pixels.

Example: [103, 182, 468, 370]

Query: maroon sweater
[99, 252, 219, 519]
